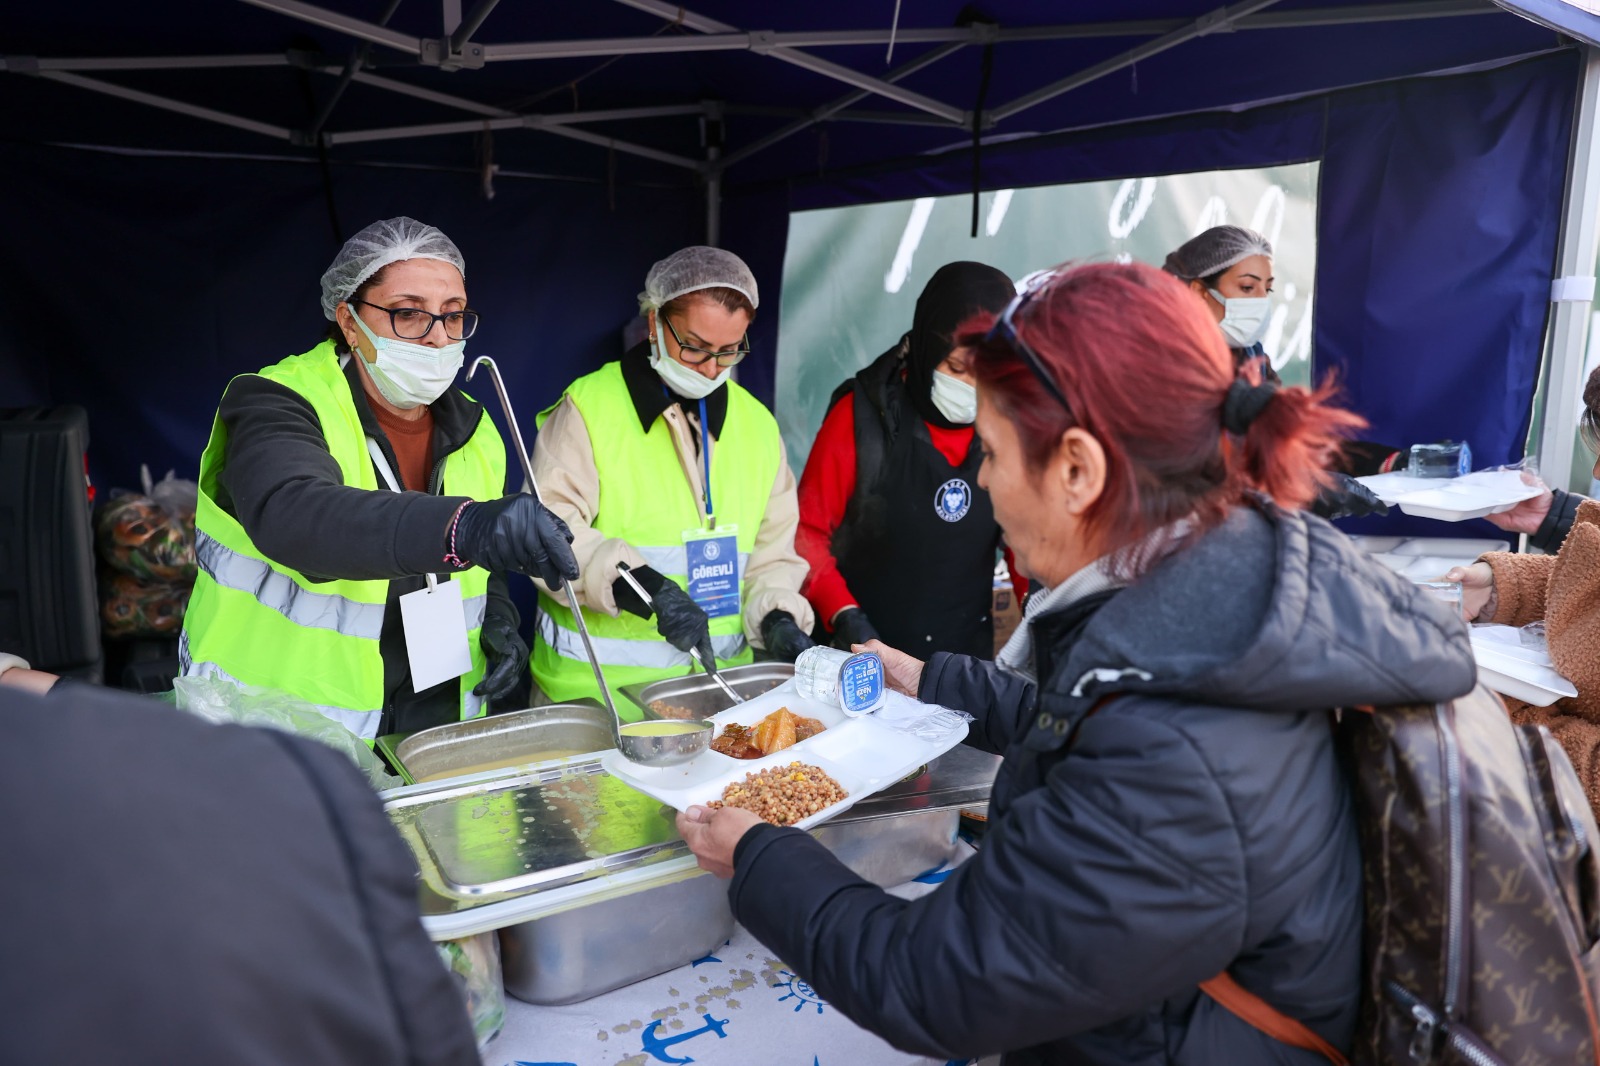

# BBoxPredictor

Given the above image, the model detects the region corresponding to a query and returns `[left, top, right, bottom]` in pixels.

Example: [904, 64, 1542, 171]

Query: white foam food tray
[1356, 470, 1542, 522]
[1470, 625, 1577, 707]
[600, 681, 968, 831]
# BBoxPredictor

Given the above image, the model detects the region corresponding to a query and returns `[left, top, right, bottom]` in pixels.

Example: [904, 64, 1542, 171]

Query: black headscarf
[907, 261, 1016, 429]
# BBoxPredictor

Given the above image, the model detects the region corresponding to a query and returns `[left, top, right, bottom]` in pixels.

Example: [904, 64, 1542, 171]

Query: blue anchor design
[639, 1012, 729, 1064]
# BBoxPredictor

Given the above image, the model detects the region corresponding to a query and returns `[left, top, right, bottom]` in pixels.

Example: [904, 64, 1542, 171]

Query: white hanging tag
[367, 436, 472, 690]
[399, 579, 473, 691]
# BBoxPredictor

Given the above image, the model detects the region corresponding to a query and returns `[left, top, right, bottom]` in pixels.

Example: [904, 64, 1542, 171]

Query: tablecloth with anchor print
[484, 847, 998, 1066]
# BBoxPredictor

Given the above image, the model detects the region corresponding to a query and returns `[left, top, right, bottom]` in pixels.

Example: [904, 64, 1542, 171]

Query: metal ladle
[464, 356, 712, 767]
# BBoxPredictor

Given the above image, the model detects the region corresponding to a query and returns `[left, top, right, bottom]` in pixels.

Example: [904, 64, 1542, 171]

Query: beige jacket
[1479, 498, 1600, 814]
[530, 392, 814, 648]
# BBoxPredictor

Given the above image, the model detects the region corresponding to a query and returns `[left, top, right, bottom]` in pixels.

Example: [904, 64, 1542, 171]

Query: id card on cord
[684, 525, 740, 619]
[399, 577, 473, 691]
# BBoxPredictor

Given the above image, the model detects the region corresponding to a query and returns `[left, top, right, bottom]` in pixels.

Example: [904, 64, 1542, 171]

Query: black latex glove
[452, 495, 579, 588]
[760, 609, 815, 663]
[474, 614, 529, 702]
[1311, 472, 1390, 521]
[830, 607, 879, 651]
[615, 566, 715, 667]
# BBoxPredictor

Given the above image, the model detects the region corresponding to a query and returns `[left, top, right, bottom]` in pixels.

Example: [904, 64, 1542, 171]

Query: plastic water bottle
[793, 646, 886, 716]
[1406, 440, 1472, 479]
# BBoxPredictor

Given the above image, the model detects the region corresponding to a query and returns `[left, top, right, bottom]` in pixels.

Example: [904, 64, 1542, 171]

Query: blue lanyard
[698, 396, 714, 528]
[661, 386, 716, 528]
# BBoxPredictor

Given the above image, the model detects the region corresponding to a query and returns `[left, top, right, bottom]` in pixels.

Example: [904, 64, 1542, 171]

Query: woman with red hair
[677, 262, 1475, 1065]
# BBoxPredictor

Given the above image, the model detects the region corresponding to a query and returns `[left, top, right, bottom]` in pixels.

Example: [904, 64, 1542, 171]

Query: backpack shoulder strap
[1200, 962, 1349, 1064]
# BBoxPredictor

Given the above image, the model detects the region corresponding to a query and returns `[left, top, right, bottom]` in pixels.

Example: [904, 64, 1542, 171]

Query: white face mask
[351, 311, 464, 409]
[929, 369, 977, 424]
[650, 328, 729, 400]
[1208, 288, 1272, 349]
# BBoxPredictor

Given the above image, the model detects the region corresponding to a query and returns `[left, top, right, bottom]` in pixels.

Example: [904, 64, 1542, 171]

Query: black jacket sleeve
[919, 651, 1037, 756]
[266, 731, 480, 1066]
[727, 704, 1249, 1059]
[1530, 488, 1586, 554]
[216, 374, 469, 582]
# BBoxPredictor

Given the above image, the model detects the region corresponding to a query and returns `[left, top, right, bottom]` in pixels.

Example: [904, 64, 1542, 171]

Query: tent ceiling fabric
[3, 0, 1564, 189]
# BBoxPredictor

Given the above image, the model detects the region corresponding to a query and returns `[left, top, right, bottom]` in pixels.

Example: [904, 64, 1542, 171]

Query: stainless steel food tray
[385, 744, 997, 1003]
[620, 662, 794, 720]
[381, 702, 616, 785]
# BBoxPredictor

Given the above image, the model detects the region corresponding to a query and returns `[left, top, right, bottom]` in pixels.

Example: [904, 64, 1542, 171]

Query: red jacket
[796, 394, 1026, 634]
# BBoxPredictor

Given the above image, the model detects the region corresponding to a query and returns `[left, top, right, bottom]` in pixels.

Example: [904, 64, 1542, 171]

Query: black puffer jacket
[729, 500, 1476, 1065]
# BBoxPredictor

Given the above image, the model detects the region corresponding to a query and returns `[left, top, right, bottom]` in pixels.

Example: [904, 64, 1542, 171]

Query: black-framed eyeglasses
[661, 312, 750, 367]
[352, 298, 480, 341]
[986, 283, 1073, 415]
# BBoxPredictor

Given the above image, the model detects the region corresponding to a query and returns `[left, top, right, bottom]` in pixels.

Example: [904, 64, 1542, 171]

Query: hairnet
[1162, 225, 1273, 282]
[638, 246, 759, 313]
[320, 217, 466, 321]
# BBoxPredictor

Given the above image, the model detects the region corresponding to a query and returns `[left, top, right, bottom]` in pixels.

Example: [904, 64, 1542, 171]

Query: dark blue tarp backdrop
[0, 49, 1579, 552]
[0, 144, 704, 493]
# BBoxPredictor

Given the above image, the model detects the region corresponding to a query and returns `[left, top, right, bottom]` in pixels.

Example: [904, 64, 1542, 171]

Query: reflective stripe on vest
[195, 530, 388, 640]
[534, 610, 747, 669]
[530, 362, 779, 706]
[180, 342, 504, 732]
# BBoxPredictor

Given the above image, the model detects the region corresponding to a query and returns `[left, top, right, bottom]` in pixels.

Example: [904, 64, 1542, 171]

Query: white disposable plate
[1470, 626, 1577, 707]
[600, 683, 968, 830]
[1388, 537, 1507, 558]
[1348, 535, 1406, 554]
[1392, 471, 1542, 522]
[1370, 554, 1483, 581]
[1355, 473, 1443, 505]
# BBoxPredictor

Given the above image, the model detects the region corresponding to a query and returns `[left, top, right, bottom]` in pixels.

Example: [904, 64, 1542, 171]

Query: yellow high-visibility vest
[530, 362, 780, 717]
[181, 341, 505, 741]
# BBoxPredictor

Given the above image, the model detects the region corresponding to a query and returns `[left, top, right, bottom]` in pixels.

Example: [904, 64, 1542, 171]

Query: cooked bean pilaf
[705, 762, 848, 826]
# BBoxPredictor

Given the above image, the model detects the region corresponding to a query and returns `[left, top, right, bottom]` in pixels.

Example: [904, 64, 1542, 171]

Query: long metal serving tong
[463, 356, 624, 738]
[616, 562, 746, 706]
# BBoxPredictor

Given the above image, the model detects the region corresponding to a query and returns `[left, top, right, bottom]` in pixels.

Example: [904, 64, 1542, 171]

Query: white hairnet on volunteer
[1162, 225, 1273, 282]
[319, 217, 466, 321]
[638, 246, 759, 313]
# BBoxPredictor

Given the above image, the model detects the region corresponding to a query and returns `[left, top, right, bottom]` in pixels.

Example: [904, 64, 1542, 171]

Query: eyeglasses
[1582, 409, 1600, 457]
[986, 283, 1073, 415]
[352, 299, 480, 341]
[661, 313, 750, 367]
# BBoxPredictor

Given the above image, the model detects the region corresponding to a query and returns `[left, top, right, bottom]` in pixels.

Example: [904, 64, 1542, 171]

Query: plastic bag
[172, 676, 395, 789]
[437, 933, 505, 1051]
[101, 571, 190, 637]
[95, 467, 197, 583]
[874, 691, 974, 741]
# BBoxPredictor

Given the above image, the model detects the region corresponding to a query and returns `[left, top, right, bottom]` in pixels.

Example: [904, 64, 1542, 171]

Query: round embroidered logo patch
[934, 478, 972, 523]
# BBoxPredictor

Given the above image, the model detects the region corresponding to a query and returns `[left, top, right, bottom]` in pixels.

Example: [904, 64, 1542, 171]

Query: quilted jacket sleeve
[727, 703, 1249, 1060]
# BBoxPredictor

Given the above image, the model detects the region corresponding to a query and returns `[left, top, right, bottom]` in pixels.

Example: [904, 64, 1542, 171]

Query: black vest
[829, 346, 1001, 659]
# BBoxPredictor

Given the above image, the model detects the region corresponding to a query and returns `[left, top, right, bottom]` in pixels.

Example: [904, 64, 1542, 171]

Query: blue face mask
[930, 370, 977, 424]
[650, 327, 729, 400]
[1208, 289, 1272, 348]
[351, 311, 465, 409]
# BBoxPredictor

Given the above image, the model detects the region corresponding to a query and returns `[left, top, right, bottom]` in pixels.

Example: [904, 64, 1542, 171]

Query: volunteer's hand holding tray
[600, 679, 969, 830]
[1356, 469, 1543, 522]
[1469, 624, 1578, 707]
